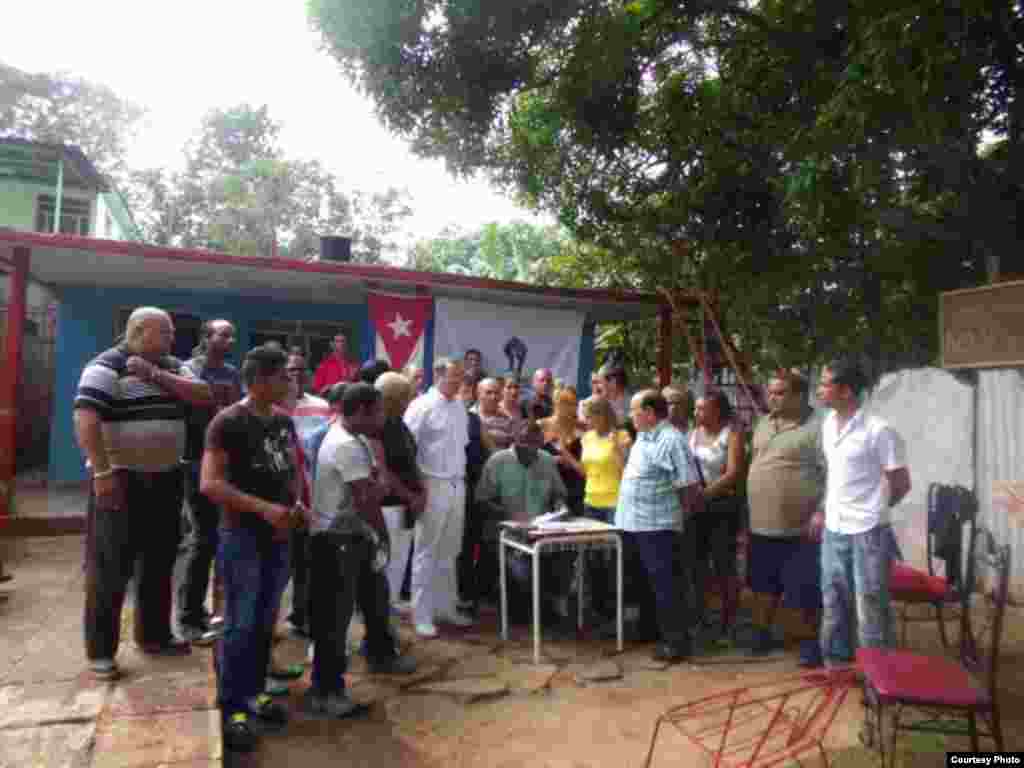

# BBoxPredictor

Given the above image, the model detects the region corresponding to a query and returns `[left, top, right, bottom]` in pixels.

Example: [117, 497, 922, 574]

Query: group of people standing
[74, 308, 910, 755]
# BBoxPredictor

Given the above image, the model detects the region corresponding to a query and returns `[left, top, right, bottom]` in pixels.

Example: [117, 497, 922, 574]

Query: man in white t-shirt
[305, 383, 416, 719]
[816, 359, 911, 667]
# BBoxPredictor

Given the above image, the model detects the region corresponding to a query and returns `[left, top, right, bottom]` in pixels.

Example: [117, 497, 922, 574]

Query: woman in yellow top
[579, 397, 631, 620]
[580, 398, 631, 522]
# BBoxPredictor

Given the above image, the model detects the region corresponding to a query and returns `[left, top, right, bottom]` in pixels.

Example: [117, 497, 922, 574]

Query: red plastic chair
[642, 667, 859, 768]
[859, 528, 1009, 766]
[889, 483, 976, 649]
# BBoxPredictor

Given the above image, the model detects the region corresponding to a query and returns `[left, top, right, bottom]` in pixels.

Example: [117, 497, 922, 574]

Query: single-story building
[0, 229, 687, 502]
[0, 140, 140, 472]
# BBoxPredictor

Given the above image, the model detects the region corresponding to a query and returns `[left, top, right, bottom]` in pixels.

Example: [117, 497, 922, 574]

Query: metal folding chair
[860, 527, 1009, 766]
[643, 667, 859, 768]
[889, 483, 977, 649]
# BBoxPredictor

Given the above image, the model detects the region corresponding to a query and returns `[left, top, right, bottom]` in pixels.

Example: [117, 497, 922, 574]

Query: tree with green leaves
[129, 104, 413, 262]
[0, 60, 144, 183]
[408, 219, 567, 281]
[309, 0, 1021, 376]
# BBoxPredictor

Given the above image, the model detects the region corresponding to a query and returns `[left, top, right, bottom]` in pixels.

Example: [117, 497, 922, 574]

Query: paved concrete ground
[0, 536, 221, 768]
[4, 531, 1024, 768]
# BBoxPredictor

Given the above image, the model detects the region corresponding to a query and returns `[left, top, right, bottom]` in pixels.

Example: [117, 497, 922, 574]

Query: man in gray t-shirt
[305, 384, 416, 719]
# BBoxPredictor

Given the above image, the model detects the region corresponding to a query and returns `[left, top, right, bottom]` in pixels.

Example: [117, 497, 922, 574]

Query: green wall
[0, 184, 38, 230]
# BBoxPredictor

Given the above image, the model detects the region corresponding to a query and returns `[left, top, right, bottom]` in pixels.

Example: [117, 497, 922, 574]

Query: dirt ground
[233, 593, 1024, 768]
[4, 534, 1023, 768]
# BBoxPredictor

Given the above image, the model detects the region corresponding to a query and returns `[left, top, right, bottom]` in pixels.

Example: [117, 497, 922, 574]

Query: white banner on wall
[433, 297, 585, 386]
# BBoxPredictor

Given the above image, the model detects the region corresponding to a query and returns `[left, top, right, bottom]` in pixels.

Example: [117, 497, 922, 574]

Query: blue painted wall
[50, 285, 366, 484]
[49, 287, 597, 484]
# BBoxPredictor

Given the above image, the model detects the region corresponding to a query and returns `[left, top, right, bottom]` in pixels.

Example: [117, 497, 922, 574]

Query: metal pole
[53, 156, 64, 234]
[1, 246, 30, 521]
[533, 547, 541, 664]
[499, 531, 508, 641]
[616, 536, 624, 653]
[577, 545, 585, 631]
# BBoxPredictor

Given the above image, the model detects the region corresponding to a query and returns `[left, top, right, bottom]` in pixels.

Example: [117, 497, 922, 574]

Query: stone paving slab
[0, 721, 97, 768]
[0, 678, 110, 730]
[91, 708, 222, 768]
[571, 658, 623, 685]
[444, 653, 505, 679]
[383, 692, 465, 734]
[107, 669, 217, 717]
[5, 631, 91, 684]
[411, 678, 509, 703]
[499, 663, 559, 694]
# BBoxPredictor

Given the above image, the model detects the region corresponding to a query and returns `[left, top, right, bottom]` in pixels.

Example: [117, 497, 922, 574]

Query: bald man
[75, 307, 212, 680]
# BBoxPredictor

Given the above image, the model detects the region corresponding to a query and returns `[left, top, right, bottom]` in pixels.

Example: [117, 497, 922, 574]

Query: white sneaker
[439, 611, 475, 628]
[415, 622, 439, 638]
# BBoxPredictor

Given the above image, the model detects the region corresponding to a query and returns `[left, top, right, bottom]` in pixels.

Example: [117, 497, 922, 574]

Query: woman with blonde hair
[375, 372, 426, 607]
[539, 386, 585, 517]
[579, 397, 631, 619]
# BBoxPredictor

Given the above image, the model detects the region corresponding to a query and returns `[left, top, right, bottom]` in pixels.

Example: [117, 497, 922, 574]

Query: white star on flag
[388, 313, 412, 339]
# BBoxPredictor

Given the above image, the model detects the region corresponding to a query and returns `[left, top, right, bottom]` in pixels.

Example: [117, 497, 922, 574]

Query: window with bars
[35, 194, 92, 236]
[251, 320, 358, 370]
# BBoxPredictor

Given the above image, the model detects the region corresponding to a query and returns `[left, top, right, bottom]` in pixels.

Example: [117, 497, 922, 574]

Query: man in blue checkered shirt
[616, 390, 703, 662]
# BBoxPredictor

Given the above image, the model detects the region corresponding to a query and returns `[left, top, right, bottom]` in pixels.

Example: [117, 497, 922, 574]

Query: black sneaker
[222, 712, 258, 752]
[367, 653, 417, 675]
[301, 688, 371, 720]
[246, 693, 288, 732]
[748, 628, 785, 656]
[652, 641, 692, 663]
[179, 622, 220, 646]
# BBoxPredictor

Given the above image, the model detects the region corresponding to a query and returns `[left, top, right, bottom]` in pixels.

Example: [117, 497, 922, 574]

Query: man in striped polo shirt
[75, 306, 212, 680]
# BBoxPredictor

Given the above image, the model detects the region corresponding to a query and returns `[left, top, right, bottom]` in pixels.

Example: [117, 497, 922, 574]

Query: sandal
[264, 677, 290, 697]
[268, 663, 304, 680]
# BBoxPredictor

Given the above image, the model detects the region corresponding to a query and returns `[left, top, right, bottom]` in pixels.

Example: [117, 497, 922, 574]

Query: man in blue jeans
[616, 390, 703, 662]
[201, 345, 304, 753]
[816, 359, 911, 667]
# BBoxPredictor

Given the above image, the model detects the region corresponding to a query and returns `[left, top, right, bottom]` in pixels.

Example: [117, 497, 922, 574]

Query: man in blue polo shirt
[616, 389, 703, 662]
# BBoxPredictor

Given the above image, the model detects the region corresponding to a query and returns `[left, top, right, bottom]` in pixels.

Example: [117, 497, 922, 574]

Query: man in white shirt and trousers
[816, 358, 911, 667]
[404, 357, 475, 637]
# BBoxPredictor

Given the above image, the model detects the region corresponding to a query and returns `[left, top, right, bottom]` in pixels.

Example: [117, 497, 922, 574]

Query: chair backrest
[926, 483, 978, 588]
[958, 527, 1011, 698]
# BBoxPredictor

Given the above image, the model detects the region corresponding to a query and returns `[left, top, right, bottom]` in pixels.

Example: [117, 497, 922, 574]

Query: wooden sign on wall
[941, 280, 1024, 369]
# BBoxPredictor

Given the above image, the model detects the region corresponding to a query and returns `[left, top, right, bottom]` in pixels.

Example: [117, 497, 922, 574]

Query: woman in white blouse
[689, 390, 746, 639]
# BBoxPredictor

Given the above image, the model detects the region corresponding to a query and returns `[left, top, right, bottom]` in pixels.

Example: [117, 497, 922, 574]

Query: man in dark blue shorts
[746, 370, 836, 667]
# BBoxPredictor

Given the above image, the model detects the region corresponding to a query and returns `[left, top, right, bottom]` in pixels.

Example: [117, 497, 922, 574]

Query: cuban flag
[367, 292, 433, 371]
